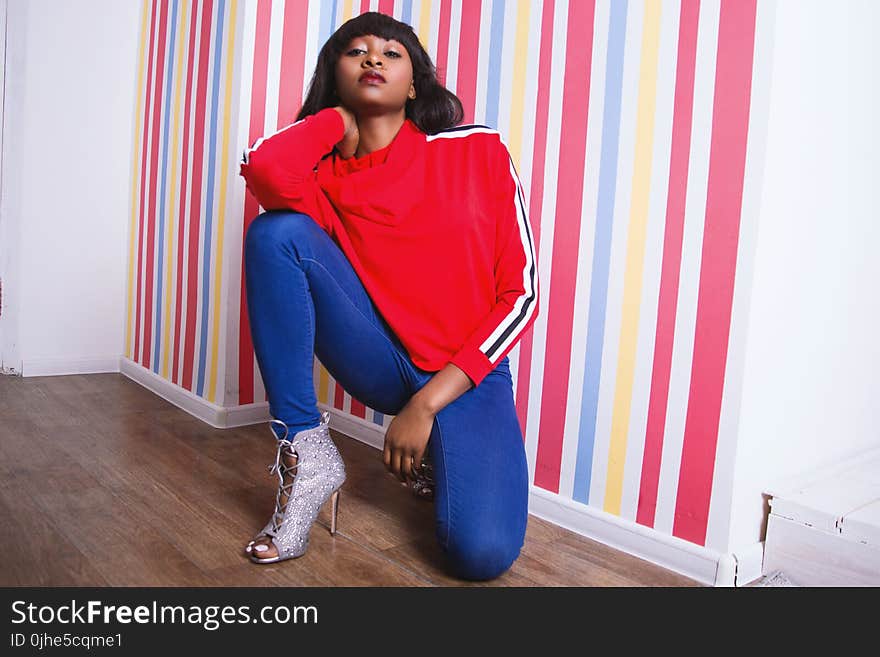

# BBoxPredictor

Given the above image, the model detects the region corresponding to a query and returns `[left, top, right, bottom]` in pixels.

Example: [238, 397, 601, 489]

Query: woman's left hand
[383, 400, 435, 483]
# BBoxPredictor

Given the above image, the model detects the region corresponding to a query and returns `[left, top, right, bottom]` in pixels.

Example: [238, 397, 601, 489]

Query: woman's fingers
[401, 451, 415, 482]
[413, 446, 426, 474]
[391, 449, 406, 482]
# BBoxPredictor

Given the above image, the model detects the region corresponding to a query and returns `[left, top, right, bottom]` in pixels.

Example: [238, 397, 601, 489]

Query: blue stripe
[320, 0, 335, 41]
[153, 0, 180, 373]
[401, 0, 413, 26]
[196, 0, 226, 396]
[372, 411, 384, 426]
[331, 0, 339, 27]
[484, 0, 506, 129]
[572, 0, 628, 505]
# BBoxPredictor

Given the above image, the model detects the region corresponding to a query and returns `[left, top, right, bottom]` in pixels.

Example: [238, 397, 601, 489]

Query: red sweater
[240, 107, 538, 387]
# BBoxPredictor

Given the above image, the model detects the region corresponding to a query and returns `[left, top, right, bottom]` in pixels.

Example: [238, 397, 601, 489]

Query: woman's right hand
[333, 106, 359, 159]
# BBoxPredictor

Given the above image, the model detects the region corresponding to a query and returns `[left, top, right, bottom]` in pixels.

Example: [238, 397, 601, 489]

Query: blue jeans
[244, 211, 529, 581]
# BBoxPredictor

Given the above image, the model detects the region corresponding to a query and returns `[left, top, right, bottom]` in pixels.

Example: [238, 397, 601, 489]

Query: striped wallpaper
[126, 0, 238, 402]
[126, 0, 759, 550]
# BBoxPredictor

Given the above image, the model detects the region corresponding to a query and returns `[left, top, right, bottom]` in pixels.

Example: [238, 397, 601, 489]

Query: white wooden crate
[763, 448, 880, 586]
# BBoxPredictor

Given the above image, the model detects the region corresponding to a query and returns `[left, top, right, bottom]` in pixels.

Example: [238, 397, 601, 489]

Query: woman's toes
[246, 538, 277, 559]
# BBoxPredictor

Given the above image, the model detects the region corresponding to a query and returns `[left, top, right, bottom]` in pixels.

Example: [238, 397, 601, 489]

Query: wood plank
[320, 435, 437, 551]
[523, 514, 580, 544]
[0, 445, 215, 586]
[263, 529, 432, 587]
[551, 532, 700, 587]
[0, 491, 110, 586]
[0, 373, 702, 587]
[381, 535, 541, 586]
[517, 540, 642, 586]
[30, 487, 217, 587]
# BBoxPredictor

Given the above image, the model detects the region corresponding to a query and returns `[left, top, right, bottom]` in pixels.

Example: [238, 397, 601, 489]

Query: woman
[239, 12, 538, 581]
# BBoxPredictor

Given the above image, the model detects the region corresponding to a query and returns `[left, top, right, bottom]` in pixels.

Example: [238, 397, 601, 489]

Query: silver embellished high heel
[245, 411, 346, 563]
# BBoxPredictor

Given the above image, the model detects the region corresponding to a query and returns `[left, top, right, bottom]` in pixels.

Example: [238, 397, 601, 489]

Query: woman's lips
[359, 72, 385, 84]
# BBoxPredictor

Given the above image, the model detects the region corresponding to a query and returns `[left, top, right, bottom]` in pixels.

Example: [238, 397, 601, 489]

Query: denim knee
[443, 529, 522, 581]
[244, 211, 320, 261]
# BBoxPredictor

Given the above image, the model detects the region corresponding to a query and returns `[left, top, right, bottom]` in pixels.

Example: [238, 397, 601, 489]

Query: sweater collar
[318, 118, 427, 224]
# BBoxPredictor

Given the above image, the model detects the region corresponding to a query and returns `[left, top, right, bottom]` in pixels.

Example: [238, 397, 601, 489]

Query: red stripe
[237, 0, 272, 405]
[673, 0, 757, 545]
[360, 0, 370, 15]
[435, 0, 452, 86]
[349, 398, 366, 419]
[515, 0, 554, 440]
[142, 0, 171, 369]
[334, 383, 345, 410]
[276, 0, 309, 128]
[637, 0, 700, 528]
[534, 0, 595, 493]
[378, 0, 394, 16]
[183, 0, 215, 391]
[135, 0, 160, 363]
[455, 0, 482, 124]
[172, 1, 201, 386]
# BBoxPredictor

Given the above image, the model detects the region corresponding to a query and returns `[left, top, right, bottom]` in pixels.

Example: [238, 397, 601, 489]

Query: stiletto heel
[246, 411, 346, 564]
[329, 489, 340, 536]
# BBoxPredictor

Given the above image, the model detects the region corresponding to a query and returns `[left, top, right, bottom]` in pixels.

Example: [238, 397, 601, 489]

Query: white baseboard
[321, 409, 386, 450]
[222, 398, 388, 451]
[527, 488, 732, 586]
[118, 362, 750, 586]
[119, 357, 389, 442]
[22, 355, 121, 377]
[120, 358, 231, 427]
[223, 401, 272, 428]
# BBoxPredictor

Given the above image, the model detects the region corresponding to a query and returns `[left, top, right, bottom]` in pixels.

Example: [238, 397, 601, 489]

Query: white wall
[727, 0, 880, 553]
[0, 0, 140, 375]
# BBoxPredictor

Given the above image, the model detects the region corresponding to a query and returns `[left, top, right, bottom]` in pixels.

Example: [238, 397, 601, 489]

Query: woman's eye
[345, 48, 401, 58]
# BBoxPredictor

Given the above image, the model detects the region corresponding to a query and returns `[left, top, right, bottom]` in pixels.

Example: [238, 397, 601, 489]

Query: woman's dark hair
[295, 12, 463, 134]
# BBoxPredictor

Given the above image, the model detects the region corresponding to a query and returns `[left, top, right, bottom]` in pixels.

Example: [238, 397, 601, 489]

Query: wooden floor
[0, 373, 699, 587]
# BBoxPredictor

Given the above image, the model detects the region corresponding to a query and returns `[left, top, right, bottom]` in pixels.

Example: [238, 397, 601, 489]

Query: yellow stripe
[126, 0, 151, 358]
[418, 0, 432, 50]
[508, 0, 531, 171]
[318, 365, 330, 404]
[604, 0, 662, 515]
[207, 0, 238, 403]
[343, 0, 353, 22]
[162, 0, 190, 379]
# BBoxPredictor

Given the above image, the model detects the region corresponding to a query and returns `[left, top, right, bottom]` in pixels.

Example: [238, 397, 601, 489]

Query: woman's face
[334, 34, 414, 116]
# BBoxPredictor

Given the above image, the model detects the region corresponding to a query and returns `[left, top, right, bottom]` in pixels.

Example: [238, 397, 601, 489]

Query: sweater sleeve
[449, 137, 539, 387]
[239, 107, 345, 232]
